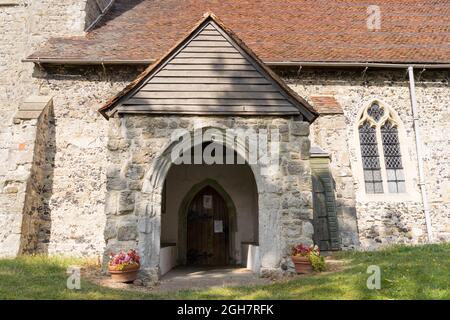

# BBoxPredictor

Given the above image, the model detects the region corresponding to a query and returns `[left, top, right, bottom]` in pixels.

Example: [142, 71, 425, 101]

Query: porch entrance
[187, 186, 229, 266]
[159, 145, 260, 274]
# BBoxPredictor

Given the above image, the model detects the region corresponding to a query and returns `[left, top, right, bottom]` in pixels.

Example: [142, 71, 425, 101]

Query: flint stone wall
[284, 67, 450, 248]
[0, 0, 111, 256]
[0, 41, 448, 259]
[0, 64, 144, 257]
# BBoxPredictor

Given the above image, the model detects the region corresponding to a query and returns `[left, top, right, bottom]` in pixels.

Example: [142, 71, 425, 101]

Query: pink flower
[109, 249, 141, 267]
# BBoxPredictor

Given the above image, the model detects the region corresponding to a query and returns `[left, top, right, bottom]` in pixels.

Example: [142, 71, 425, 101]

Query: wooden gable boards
[99, 13, 317, 122]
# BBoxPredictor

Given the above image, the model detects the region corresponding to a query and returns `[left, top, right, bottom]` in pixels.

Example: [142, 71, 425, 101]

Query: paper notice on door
[203, 195, 213, 209]
[214, 220, 223, 233]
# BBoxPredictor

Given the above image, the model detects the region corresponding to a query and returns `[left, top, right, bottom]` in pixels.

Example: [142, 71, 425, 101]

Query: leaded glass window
[381, 121, 405, 193]
[358, 102, 406, 194]
[367, 103, 384, 122]
[359, 121, 383, 193]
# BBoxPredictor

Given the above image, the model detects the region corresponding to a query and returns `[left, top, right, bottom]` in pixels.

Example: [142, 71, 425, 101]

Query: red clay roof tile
[310, 96, 344, 114]
[27, 0, 450, 64]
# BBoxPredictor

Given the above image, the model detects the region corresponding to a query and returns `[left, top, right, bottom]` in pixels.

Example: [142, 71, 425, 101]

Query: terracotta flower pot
[291, 255, 313, 274]
[108, 263, 140, 283]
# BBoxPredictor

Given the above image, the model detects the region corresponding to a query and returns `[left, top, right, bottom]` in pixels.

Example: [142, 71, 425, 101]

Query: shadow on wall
[362, 204, 425, 247]
[334, 199, 360, 248]
[87, 0, 146, 31]
[18, 102, 56, 255]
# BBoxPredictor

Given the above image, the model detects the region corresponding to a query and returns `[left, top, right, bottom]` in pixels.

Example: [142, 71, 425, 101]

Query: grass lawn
[0, 244, 448, 300]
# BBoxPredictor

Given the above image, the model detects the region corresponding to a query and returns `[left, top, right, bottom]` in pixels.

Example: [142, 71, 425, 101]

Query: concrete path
[85, 259, 345, 293]
[157, 267, 271, 292]
[85, 266, 271, 293]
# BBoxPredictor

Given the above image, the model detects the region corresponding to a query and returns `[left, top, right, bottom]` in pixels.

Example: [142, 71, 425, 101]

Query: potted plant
[291, 244, 325, 274]
[108, 249, 141, 283]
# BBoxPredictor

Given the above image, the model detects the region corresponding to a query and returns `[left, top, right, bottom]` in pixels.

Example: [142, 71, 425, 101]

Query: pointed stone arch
[356, 99, 404, 129]
[136, 125, 265, 275]
[104, 114, 314, 281]
[141, 126, 265, 196]
[176, 178, 240, 265]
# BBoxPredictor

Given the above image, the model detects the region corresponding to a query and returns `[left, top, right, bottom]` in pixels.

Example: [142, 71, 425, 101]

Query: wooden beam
[150, 77, 269, 84]
[132, 91, 284, 99]
[141, 83, 278, 92]
[125, 98, 292, 106]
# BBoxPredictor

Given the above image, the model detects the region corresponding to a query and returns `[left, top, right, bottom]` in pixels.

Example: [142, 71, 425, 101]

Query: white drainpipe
[407, 66, 433, 242]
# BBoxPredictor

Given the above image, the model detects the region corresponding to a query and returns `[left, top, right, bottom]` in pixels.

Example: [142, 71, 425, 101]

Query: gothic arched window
[357, 102, 405, 194]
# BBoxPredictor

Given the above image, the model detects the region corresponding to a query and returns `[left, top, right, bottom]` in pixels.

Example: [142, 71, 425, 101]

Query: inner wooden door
[186, 186, 229, 266]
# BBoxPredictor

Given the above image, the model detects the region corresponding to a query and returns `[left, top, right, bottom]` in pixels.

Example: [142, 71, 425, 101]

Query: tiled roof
[310, 96, 344, 114]
[27, 0, 450, 64]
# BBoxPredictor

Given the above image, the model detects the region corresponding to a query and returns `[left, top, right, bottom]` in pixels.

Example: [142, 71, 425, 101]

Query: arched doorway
[159, 142, 258, 269]
[186, 185, 229, 266]
[134, 126, 298, 277]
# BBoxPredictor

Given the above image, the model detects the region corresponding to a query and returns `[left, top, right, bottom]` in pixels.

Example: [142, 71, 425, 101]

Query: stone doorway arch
[104, 117, 314, 282]
[136, 127, 264, 278]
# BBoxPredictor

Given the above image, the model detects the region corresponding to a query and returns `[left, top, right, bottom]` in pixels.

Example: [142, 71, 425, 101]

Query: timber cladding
[100, 15, 317, 120]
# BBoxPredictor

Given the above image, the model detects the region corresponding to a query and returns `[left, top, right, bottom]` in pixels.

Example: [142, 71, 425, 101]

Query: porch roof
[99, 13, 318, 122]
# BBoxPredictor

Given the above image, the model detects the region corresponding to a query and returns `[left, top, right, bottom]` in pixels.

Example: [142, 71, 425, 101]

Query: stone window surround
[353, 99, 419, 202]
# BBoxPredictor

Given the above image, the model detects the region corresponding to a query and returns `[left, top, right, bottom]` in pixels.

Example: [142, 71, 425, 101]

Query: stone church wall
[0, 0, 110, 256]
[309, 114, 359, 249]
[22, 65, 141, 257]
[283, 68, 450, 247]
[1, 63, 448, 258]
[0, 2, 448, 257]
[1, 63, 448, 257]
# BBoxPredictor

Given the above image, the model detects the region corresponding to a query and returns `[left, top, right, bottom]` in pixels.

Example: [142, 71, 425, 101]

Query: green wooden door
[311, 158, 341, 251]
